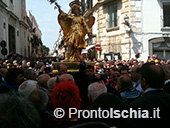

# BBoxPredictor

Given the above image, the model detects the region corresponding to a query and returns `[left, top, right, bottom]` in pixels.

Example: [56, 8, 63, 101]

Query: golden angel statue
[54, 0, 95, 62]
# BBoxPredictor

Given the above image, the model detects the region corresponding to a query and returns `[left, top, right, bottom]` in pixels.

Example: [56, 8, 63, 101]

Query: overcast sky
[26, 0, 71, 53]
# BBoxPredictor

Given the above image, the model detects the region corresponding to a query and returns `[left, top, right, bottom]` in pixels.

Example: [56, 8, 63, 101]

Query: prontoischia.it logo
[54, 107, 161, 119]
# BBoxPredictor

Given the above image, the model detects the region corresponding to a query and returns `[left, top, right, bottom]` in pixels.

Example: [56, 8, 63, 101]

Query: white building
[52, 30, 65, 57]
[0, 0, 43, 58]
[134, 0, 170, 61]
[27, 11, 42, 57]
[83, 0, 170, 61]
[0, 0, 30, 58]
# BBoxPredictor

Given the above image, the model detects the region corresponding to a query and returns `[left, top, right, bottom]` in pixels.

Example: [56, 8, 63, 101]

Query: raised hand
[78, 53, 85, 63]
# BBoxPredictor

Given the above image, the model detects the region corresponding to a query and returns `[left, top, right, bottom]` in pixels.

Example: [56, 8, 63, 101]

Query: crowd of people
[0, 52, 170, 128]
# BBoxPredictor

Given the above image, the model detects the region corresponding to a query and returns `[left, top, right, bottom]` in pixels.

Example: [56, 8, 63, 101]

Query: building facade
[83, 0, 170, 61]
[27, 11, 42, 58]
[0, 0, 42, 58]
[52, 30, 65, 57]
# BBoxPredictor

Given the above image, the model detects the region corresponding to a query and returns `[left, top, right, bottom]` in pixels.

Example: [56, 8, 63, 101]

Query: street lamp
[124, 15, 131, 32]
[124, 15, 131, 59]
[124, 15, 130, 26]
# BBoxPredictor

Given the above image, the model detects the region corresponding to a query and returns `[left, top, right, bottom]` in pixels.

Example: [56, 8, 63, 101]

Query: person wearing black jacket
[130, 63, 170, 128]
[74, 54, 106, 109]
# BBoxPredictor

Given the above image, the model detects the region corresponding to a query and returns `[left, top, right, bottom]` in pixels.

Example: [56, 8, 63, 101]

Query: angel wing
[82, 15, 95, 38]
[58, 12, 72, 37]
[87, 15, 95, 29]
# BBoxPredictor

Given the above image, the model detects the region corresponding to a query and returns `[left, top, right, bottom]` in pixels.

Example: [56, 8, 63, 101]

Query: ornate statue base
[52, 62, 94, 73]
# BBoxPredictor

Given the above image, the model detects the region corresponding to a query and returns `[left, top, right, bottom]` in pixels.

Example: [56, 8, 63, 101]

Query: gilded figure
[55, 0, 95, 62]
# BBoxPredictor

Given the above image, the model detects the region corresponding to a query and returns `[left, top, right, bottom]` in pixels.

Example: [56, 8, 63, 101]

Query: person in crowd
[46, 74, 75, 96]
[109, 67, 115, 75]
[108, 73, 114, 87]
[18, 80, 39, 98]
[0, 74, 2, 85]
[161, 65, 170, 93]
[0, 93, 40, 128]
[147, 55, 152, 62]
[57, 74, 75, 83]
[130, 63, 170, 128]
[44, 67, 54, 77]
[29, 89, 54, 128]
[105, 68, 110, 83]
[152, 54, 159, 63]
[104, 57, 108, 62]
[94, 62, 101, 73]
[48, 74, 76, 119]
[51, 81, 82, 127]
[29, 89, 49, 114]
[57, 64, 68, 75]
[92, 93, 128, 128]
[47, 77, 57, 96]
[0, 68, 8, 83]
[24, 69, 37, 80]
[12, 60, 18, 67]
[111, 71, 120, 88]
[106, 73, 121, 99]
[30, 61, 37, 70]
[36, 62, 46, 76]
[132, 59, 138, 66]
[88, 82, 107, 103]
[21, 63, 28, 71]
[98, 64, 105, 75]
[27, 61, 31, 67]
[117, 63, 124, 71]
[117, 75, 141, 106]
[37, 74, 50, 92]
[75, 54, 107, 108]
[0, 68, 24, 93]
[131, 65, 143, 93]
[120, 66, 129, 76]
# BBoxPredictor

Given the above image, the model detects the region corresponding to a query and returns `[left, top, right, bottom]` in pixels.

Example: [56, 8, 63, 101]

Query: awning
[81, 45, 95, 54]
[86, 45, 95, 50]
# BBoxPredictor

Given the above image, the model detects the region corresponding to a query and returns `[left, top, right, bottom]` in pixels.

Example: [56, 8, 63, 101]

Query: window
[107, 3, 118, 28]
[81, 0, 85, 14]
[17, 31, 19, 36]
[10, 0, 13, 4]
[86, 0, 93, 10]
[163, 3, 170, 27]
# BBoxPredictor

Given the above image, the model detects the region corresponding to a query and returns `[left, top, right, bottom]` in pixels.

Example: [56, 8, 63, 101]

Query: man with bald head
[56, 74, 75, 83]
[57, 64, 67, 75]
[38, 74, 50, 92]
[131, 63, 170, 127]
[117, 75, 141, 106]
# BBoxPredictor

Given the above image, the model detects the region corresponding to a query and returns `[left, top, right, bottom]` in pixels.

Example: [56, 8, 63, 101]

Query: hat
[70, 0, 81, 14]
[69, 0, 81, 8]
[155, 59, 159, 63]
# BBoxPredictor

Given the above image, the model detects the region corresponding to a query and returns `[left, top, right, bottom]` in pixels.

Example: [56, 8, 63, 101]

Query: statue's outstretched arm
[54, 2, 62, 14]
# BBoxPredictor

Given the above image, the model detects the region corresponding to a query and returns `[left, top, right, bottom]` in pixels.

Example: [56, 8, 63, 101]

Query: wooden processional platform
[52, 62, 95, 73]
